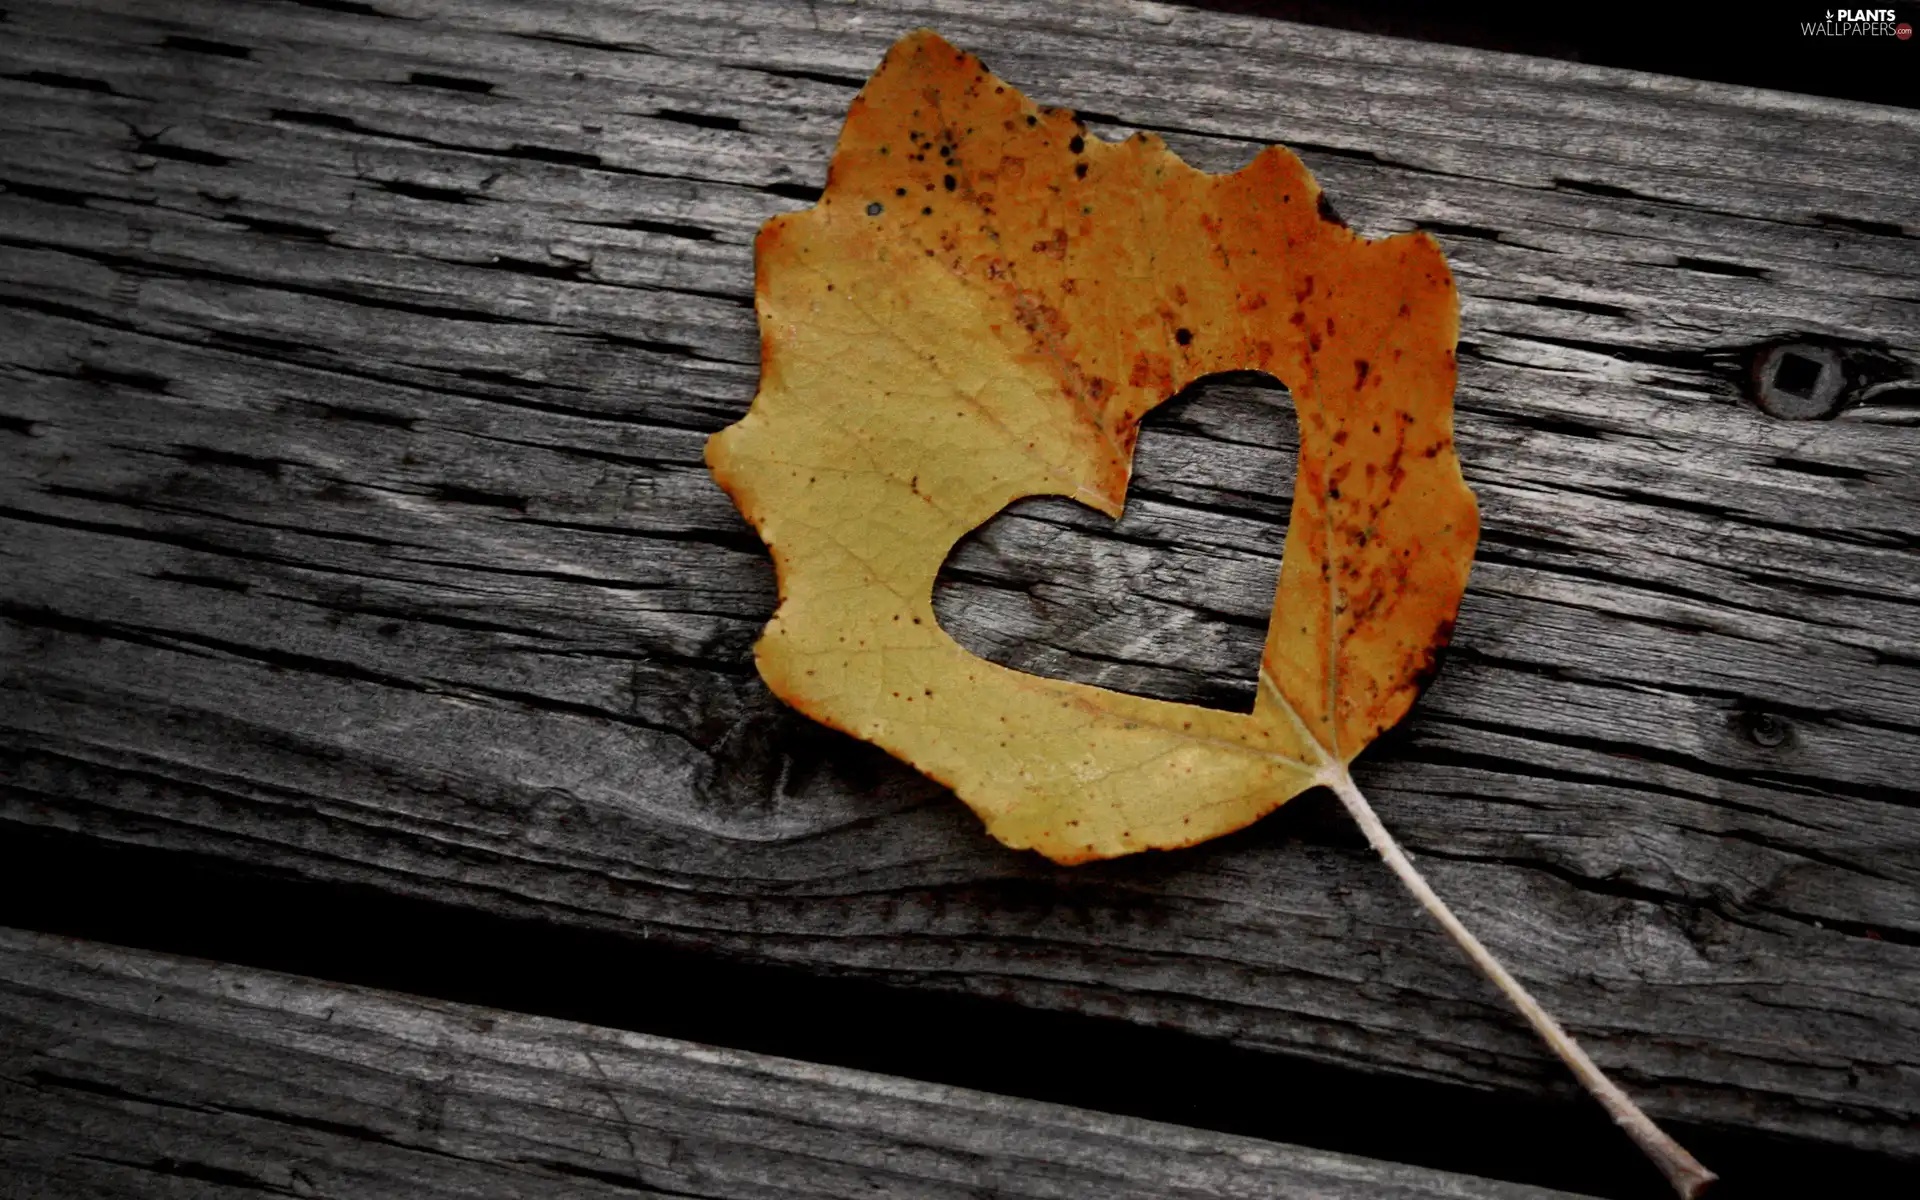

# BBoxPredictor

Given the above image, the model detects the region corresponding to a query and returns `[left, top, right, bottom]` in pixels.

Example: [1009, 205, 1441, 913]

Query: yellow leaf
[708, 29, 1475, 864]
[707, 32, 1715, 1195]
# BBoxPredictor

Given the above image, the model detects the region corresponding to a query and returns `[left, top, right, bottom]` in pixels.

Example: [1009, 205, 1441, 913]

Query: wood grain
[0, 927, 1592, 1199]
[2, 0, 1916, 1157]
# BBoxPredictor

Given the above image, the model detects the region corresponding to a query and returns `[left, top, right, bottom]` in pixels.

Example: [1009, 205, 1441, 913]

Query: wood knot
[1748, 342, 1846, 419]
[1734, 709, 1792, 749]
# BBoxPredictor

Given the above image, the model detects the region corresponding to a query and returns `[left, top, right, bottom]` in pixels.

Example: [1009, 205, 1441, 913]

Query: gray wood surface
[2, 0, 1917, 1160]
[0, 925, 1589, 1198]
[0, 927, 1591, 1199]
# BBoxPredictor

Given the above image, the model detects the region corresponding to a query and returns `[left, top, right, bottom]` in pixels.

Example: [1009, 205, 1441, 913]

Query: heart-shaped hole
[934, 372, 1295, 715]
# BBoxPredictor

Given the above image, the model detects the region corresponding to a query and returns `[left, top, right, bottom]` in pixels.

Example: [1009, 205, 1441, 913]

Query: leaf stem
[1322, 766, 1717, 1199]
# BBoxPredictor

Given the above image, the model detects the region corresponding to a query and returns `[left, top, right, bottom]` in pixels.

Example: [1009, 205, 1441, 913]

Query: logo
[1801, 7, 1909, 33]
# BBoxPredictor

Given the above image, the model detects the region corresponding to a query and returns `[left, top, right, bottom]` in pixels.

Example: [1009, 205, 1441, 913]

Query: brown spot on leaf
[1407, 617, 1457, 692]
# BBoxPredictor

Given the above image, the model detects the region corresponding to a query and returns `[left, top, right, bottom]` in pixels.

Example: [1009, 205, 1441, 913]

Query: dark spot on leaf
[1069, 135, 1085, 154]
[1409, 617, 1457, 692]
[944, 174, 957, 191]
[867, 201, 883, 216]
[1075, 162, 1088, 179]
[1175, 328, 1192, 346]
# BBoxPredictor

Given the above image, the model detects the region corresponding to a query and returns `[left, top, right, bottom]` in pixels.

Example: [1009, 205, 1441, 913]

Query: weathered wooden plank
[0, 927, 1591, 1199]
[1, 0, 1916, 1161]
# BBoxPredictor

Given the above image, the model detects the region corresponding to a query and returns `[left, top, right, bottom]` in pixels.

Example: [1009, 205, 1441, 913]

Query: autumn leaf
[710, 34, 1470, 864]
[708, 30, 1713, 1197]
